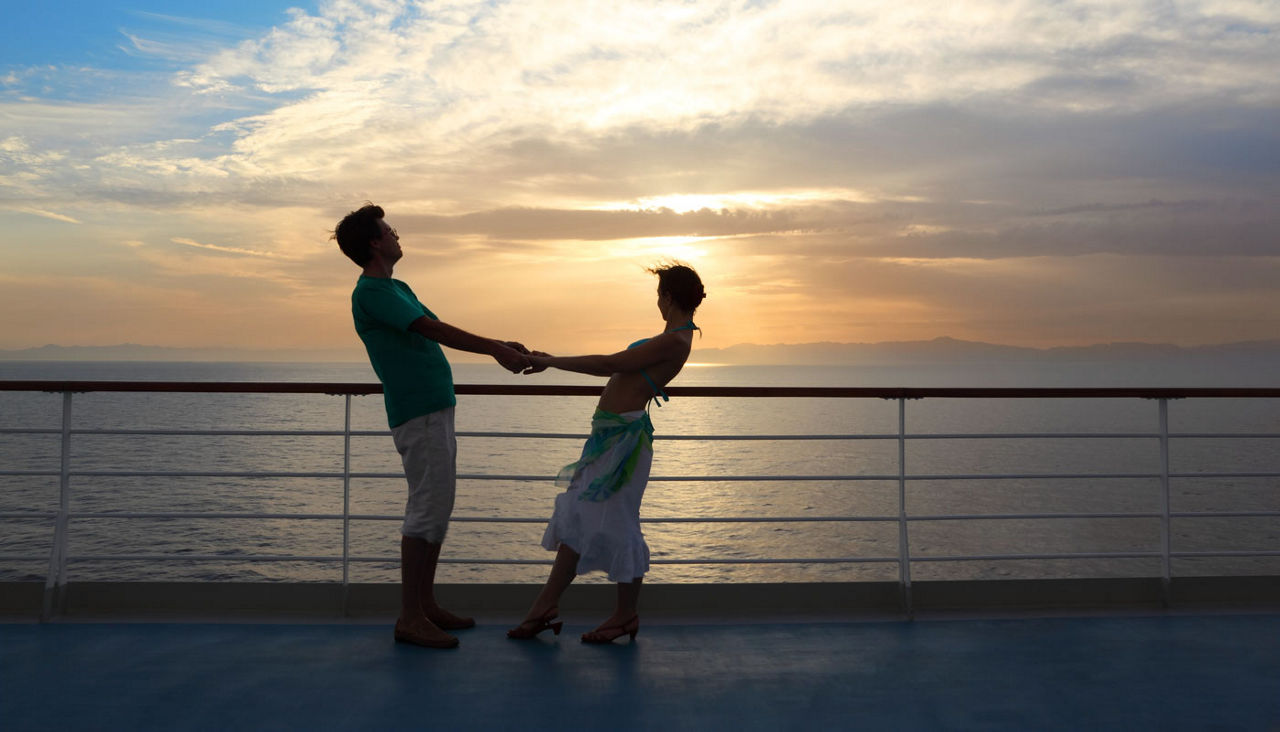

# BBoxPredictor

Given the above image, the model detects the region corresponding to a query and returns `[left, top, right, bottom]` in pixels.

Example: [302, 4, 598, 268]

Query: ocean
[1, 359, 1277, 584]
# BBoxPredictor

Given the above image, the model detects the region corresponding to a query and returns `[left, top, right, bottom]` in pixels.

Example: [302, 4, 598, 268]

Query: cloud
[150, 0, 1280, 193]
[395, 206, 807, 240]
[385, 187, 1279, 260]
[6, 2, 1278, 211]
[170, 237, 296, 259]
[14, 207, 80, 224]
[117, 10, 284, 64]
[1, 0, 1277, 351]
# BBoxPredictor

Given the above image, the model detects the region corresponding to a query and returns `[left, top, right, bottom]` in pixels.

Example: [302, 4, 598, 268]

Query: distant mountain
[692, 337, 1280, 365]
[2, 337, 1278, 365]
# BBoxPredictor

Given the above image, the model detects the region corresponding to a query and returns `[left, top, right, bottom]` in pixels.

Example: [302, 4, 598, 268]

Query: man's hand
[502, 341, 531, 354]
[491, 343, 530, 373]
[522, 352, 551, 375]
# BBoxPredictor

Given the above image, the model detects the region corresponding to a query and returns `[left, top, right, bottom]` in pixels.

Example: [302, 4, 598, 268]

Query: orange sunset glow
[2, 1, 1277, 360]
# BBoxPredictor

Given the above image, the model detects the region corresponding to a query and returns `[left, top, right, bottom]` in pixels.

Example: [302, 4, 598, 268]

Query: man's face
[375, 219, 402, 262]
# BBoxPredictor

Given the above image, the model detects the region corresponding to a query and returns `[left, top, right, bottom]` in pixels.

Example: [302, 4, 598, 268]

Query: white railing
[1, 382, 1278, 619]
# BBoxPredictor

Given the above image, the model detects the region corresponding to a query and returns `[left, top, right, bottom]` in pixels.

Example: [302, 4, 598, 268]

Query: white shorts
[390, 407, 457, 543]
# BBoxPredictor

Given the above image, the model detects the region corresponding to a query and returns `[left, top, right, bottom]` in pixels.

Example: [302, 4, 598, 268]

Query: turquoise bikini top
[627, 321, 697, 408]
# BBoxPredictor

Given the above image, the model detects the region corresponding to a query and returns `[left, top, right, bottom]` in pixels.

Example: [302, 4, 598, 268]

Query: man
[334, 203, 530, 649]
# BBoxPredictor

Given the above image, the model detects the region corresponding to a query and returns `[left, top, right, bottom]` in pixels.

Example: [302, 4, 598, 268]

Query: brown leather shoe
[394, 620, 459, 649]
[426, 607, 476, 631]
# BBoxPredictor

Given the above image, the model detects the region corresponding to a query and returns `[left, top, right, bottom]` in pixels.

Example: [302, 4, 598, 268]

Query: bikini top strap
[641, 369, 668, 409]
[636, 320, 695, 408]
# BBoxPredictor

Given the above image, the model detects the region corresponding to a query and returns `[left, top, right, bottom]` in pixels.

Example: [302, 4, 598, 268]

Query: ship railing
[1, 382, 1278, 619]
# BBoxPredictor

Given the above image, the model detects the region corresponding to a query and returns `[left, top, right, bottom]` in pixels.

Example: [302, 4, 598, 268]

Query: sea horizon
[3, 334, 1280, 369]
[1, 356, 1277, 389]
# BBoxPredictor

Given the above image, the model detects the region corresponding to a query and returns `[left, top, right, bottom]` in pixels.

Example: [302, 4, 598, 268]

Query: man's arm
[409, 317, 529, 372]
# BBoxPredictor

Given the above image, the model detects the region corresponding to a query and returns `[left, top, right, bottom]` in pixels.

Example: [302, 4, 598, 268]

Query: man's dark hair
[333, 203, 385, 266]
[648, 262, 706, 312]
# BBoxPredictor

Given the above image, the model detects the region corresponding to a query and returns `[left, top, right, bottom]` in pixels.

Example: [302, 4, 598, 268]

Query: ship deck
[4, 381, 1279, 729]
[5, 609, 1280, 731]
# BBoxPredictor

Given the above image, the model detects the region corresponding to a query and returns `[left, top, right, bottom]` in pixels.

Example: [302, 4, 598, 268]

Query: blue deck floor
[4, 613, 1280, 731]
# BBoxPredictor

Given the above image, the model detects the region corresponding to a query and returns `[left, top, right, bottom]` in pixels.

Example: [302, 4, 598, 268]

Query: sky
[2, 0, 1278, 359]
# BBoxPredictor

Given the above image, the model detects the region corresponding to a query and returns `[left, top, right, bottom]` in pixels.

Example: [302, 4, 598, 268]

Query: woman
[508, 263, 706, 643]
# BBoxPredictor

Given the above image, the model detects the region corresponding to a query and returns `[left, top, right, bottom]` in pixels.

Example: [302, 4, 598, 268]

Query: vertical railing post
[341, 394, 352, 616]
[897, 396, 913, 618]
[1158, 398, 1172, 607]
[42, 391, 73, 621]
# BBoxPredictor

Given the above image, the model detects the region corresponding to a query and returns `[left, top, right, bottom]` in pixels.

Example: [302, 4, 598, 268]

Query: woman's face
[656, 286, 671, 317]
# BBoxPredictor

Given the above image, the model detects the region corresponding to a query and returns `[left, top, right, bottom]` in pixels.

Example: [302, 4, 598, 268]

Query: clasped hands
[496, 341, 551, 375]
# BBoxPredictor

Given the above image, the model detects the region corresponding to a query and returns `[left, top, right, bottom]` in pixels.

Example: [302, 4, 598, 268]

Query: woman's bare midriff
[596, 371, 663, 414]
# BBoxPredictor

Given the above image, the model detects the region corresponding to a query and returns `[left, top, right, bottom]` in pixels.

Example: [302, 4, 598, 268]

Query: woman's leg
[581, 578, 642, 642]
[604, 577, 641, 626]
[518, 543, 579, 622]
[618, 577, 642, 617]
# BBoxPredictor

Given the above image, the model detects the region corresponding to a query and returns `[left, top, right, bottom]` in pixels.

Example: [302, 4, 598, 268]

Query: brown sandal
[506, 608, 563, 640]
[581, 615, 639, 644]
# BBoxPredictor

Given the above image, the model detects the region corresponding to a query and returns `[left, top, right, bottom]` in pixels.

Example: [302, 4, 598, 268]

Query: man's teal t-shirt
[351, 276, 456, 428]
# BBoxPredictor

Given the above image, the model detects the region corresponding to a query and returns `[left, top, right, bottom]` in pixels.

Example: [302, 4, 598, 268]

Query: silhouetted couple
[335, 204, 706, 648]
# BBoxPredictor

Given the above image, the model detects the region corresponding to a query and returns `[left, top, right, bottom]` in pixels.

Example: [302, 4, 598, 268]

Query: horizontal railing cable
[19, 469, 1278, 481]
[62, 554, 899, 565]
[7, 427, 1278, 440]
[22, 509, 1278, 523]
[26, 550, 1280, 564]
[4, 380, 1278, 399]
[911, 551, 1163, 562]
[46, 511, 904, 523]
[1171, 550, 1280, 558]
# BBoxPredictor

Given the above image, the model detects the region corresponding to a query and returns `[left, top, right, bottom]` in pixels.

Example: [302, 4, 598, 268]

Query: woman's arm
[525, 334, 685, 377]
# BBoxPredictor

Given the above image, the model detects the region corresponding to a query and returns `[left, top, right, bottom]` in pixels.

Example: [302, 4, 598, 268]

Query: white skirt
[540, 410, 652, 582]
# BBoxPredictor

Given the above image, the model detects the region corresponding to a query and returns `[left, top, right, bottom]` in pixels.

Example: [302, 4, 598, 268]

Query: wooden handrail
[0, 381, 1277, 398]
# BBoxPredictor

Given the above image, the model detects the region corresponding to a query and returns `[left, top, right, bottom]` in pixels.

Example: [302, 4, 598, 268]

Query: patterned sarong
[556, 408, 654, 502]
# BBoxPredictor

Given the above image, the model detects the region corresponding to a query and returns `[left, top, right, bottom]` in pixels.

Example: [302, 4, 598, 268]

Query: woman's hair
[648, 262, 706, 313]
[332, 203, 385, 266]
